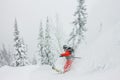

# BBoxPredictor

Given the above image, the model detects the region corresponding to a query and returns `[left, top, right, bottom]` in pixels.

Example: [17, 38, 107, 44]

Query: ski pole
[72, 56, 81, 59]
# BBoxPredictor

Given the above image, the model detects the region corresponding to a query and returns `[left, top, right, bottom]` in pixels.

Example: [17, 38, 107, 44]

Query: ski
[52, 66, 63, 74]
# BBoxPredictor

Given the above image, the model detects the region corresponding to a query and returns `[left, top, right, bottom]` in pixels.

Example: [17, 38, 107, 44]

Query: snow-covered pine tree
[13, 19, 29, 67]
[0, 44, 12, 67]
[68, 0, 87, 49]
[38, 21, 45, 65]
[69, 28, 76, 49]
[44, 17, 54, 66]
[19, 38, 29, 65]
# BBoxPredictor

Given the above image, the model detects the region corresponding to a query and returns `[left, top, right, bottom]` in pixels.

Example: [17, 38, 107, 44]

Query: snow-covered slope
[74, 22, 120, 74]
[0, 64, 120, 80]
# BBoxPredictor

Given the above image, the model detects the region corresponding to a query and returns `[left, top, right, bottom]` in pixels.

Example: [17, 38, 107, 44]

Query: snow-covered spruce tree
[68, 0, 87, 49]
[44, 17, 54, 66]
[13, 19, 29, 67]
[0, 44, 12, 67]
[38, 21, 45, 65]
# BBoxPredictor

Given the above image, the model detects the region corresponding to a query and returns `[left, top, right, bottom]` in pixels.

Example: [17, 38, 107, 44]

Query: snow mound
[0, 65, 38, 80]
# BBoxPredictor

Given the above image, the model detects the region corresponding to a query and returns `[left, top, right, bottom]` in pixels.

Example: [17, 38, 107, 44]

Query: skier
[60, 45, 74, 73]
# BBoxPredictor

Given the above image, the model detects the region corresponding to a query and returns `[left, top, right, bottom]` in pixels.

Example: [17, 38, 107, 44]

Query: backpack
[67, 47, 74, 54]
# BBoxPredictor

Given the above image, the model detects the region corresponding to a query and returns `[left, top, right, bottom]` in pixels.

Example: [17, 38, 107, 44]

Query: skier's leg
[67, 60, 72, 70]
[64, 60, 72, 72]
[64, 60, 69, 72]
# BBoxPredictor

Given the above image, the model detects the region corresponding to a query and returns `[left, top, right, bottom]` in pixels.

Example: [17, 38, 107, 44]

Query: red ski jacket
[60, 50, 71, 57]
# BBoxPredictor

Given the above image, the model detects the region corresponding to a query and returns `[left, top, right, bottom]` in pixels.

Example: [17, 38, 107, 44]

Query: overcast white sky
[0, 0, 120, 56]
[0, 0, 77, 56]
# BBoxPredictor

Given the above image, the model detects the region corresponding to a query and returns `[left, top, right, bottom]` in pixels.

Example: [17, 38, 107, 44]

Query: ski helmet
[63, 45, 67, 50]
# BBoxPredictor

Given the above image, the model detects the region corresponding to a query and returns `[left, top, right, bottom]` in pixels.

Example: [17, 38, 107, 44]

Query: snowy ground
[0, 65, 120, 80]
[0, 23, 120, 80]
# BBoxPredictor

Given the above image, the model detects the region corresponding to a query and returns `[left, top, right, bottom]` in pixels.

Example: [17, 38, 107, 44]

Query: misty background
[0, 0, 120, 58]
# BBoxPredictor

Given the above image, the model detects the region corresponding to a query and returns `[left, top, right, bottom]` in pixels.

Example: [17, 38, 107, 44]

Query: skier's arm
[60, 51, 71, 57]
[60, 53, 65, 57]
